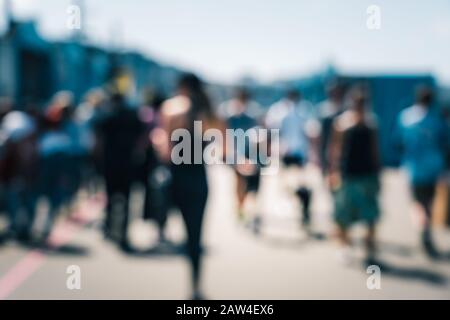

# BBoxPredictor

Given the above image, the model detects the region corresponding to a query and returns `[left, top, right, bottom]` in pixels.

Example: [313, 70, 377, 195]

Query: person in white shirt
[266, 89, 316, 233]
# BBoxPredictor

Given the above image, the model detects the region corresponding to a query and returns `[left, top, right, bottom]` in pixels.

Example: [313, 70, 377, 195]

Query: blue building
[0, 17, 184, 107]
[0, 15, 443, 168]
[252, 68, 438, 166]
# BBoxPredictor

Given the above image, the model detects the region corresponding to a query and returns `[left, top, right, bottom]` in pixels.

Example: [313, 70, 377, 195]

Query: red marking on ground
[0, 197, 103, 300]
[0, 251, 46, 300]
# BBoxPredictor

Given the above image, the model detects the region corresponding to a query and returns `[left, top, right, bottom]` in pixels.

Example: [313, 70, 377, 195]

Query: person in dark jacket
[0, 110, 39, 242]
[96, 93, 145, 252]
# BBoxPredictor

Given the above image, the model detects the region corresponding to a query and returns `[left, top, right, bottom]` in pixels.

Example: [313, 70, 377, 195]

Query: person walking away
[219, 88, 263, 228]
[74, 89, 106, 195]
[155, 73, 226, 300]
[328, 89, 381, 267]
[394, 86, 448, 259]
[0, 111, 38, 243]
[266, 89, 315, 233]
[95, 93, 144, 252]
[38, 95, 76, 242]
[314, 82, 346, 173]
[139, 91, 171, 244]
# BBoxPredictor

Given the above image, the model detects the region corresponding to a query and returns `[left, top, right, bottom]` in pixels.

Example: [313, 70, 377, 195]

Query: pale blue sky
[2, 0, 450, 85]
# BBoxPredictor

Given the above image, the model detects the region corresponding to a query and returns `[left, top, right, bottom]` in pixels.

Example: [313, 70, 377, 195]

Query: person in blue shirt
[266, 89, 315, 233]
[220, 88, 263, 227]
[395, 85, 448, 259]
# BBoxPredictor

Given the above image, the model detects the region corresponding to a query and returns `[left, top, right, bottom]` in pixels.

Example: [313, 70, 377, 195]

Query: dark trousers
[171, 166, 208, 288]
[296, 187, 312, 225]
[282, 155, 312, 226]
[143, 166, 171, 233]
[104, 172, 132, 244]
[412, 184, 436, 218]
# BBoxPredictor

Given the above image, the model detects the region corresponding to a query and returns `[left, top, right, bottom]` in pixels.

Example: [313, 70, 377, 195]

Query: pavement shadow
[355, 239, 450, 261]
[259, 231, 327, 249]
[127, 243, 210, 259]
[439, 251, 450, 262]
[40, 243, 90, 257]
[351, 239, 415, 258]
[361, 261, 448, 286]
[261, 237, 310, 249]
[134, 245, 184, 257]
[0, 235, 89, 257]
[377, 241, 415, 258]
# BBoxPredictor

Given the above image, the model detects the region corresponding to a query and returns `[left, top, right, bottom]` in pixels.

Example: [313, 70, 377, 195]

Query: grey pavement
[0, 166, 449, 299]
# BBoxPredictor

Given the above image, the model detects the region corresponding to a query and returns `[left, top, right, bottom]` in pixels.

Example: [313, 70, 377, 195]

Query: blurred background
[0, 0, 449, 300]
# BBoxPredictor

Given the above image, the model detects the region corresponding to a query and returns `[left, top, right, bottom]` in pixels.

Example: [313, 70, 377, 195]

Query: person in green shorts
[328, 88, 381, 267]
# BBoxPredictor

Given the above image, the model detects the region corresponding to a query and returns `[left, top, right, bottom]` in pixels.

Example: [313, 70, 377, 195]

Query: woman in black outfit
[154, 73, 225, 299]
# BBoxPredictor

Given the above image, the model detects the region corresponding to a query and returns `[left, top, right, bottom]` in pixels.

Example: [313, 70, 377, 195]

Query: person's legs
[235, 172, 247, 219]
[334, 179, 354, 264]
[296, 187, 312, 228]
[412, 184, 439, 258]
[6, 181, 37, 242]
[144, 166, 172, 242]
[42, 198, 58, 241]
[22, 186, 38, 240]
[143, 179, 152, 221]
[119, 179, 132, 250]
[43, 174, 66, 241]
[364, 222, 377, 265]
[183, 197, 207, 297]
[58, 154, 73, 208]
[173, 176, 208, 299]
[335, 224, 353, 265]
[103, 176, 117, 239]
[337, 225, 350, 246]
[6, 184, 20, 238]
[245, 171, 262, 234]
[283, 156, 312, 231]
[361, 175, 381, 266]
[156, 183, 171, 242]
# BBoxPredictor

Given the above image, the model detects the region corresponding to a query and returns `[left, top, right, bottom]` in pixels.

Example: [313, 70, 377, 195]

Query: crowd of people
[0, 73, 449, 299]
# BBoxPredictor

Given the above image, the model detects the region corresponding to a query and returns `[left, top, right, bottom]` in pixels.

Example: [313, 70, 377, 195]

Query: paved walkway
[0, 166, 449, 299]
